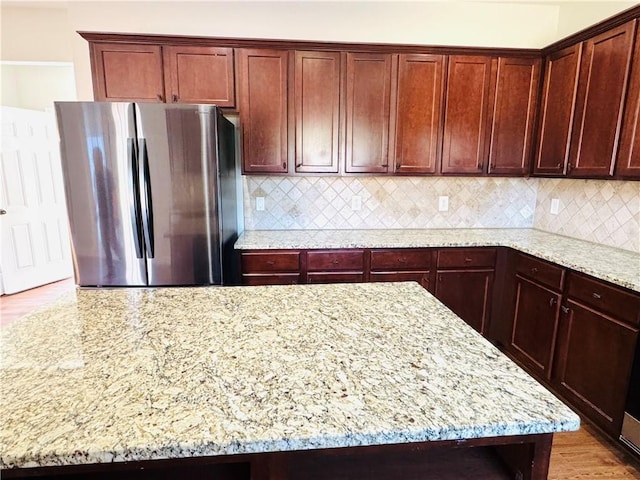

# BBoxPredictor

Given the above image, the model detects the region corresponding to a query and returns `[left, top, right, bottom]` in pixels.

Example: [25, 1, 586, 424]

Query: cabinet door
[534, 45, 581, 176]
[345, 53, 392, 173]
[294, 51, 341, 173]
[435, 269, 494, 335]
[91, 43, 165, 102]
[568, 21, 635, 177]
[163, 46, 234, 106]
[510, 276, 561, 379]
[488, 57, 541, 175]
[617, 22, 640, 179]
[554, 299, 639, 436]
[441, 55, 493, 174]
[391, 54, 444, 174]
[237, 49, 289, 174]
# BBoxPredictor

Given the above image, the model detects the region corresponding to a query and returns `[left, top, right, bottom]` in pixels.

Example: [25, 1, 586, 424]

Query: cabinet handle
[266, 261, 275, 266]
[398, 257, 407, 263]
[567, 163, 573, 173]
[561, 306, 570, 314]
[549, 297, 557, 307]
[556, 162, 562, 169]
[296, 163, 302, 168]
[282, 162, 287, 170]
[172, 94, 178, 102]
[531, 267, 538, 275]
[464, 257, 473, 263]
[332, 259, 340, 265]
[490, 162, 496, 170]
[381, 164, 389, 168]
[477, 162, 483, 170]
[592, 292, 602, 300]
[157, 94, 164, 102]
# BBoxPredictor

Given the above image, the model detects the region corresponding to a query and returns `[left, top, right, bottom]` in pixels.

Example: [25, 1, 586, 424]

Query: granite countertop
[1, 283, 579, 470]
[234, 228, 640, 293]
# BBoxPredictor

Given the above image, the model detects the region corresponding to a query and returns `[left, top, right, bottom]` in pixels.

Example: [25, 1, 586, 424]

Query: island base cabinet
[553, 299, 639, 437]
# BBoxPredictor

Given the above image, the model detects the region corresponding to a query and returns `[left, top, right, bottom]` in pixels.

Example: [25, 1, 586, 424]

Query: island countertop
[234, 228, 640, 293]
[1, 282, 579, 471]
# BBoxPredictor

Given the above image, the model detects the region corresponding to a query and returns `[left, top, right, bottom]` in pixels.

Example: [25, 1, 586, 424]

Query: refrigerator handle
[138, 139, 155, 258]
[128, 138, 144, 259]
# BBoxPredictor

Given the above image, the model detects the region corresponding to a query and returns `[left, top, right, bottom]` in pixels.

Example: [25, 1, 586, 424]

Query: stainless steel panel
[55, 102, 147, 286]
[621, 412, 640, 455]
[135, 103, 221, 285]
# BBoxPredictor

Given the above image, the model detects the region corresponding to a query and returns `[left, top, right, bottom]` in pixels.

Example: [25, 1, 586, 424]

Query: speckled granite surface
[1, 283, 579, 470]
[235, 228, 640, 293]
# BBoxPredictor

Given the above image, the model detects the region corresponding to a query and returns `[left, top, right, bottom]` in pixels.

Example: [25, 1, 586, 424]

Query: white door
[0, 107, 73, 294]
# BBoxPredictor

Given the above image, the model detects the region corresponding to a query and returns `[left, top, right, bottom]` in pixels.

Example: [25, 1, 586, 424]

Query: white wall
[1, 64, 77, 110]
[556, 2, 637, 41]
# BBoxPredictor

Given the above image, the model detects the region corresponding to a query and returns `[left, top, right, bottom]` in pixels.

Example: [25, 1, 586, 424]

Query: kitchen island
[1, 282, 579, 479]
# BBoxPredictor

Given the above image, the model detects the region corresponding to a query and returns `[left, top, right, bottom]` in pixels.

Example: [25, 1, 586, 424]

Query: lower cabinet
[502, 253, 640, 439]
[307, 250, 365, 283]
[240, 250, 301, 285]
[369, 248, 431, 290]
[434, 248, 496, 335]
[552, 272, 640, 437]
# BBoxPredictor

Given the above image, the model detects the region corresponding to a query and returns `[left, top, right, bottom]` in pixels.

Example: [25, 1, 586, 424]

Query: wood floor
[2, 279, 640, 479]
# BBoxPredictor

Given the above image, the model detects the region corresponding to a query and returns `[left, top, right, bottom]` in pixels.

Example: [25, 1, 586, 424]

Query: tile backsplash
[243, 175, 639, 253]
[534, 178, 639, 253]
[243, 176, 537, 230]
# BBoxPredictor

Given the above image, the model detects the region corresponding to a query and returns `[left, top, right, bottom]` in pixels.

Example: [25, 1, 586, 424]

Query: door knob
[0, 209, 6, 215]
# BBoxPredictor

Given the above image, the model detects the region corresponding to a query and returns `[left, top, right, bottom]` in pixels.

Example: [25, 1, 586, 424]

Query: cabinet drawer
[515, 254, 564, 290]
[307, 272, 364, 284]
[436, 248, 496, 268]
[370, 272, 429, 289]
[567, 272, 640, 326]
[307, 250, 365, 271]
[241, 251, 300, 272]
[370, 249, 431, 270]
[242, 273, 300, 285]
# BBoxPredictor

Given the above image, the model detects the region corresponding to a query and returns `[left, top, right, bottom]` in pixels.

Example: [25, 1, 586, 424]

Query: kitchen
[1, 0, 637, 480]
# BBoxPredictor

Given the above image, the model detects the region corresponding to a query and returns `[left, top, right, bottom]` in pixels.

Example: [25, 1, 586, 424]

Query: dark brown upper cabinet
[441, 55, 494, 175]
[163, 46, 234, 107]
[617, 22, 640, 179]
[237, 48, 289, 174]
[293, 51, 342, 174]
[91, 43, 165, 102]
[488, 57, 541, 176]
[345, 53, 392, 174]
[390, 54, 445, 175]
[567, 21, 635, 177]
[534, 45, 582, 176]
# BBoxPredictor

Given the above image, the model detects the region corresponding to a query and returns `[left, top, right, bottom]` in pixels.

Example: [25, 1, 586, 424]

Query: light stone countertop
[1, 283, 579, 470]
[234, 228, 640, 293]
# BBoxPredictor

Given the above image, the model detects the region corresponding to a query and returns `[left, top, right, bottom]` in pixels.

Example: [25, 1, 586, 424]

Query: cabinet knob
[295, 163, 302, 168]
[549, 297, 557, 307]
[464, 257, 473, 263]
[381, 164, 389, 168]
[282, 162, 287, 170]
[477, 162, 483, 170]
[266, 261, 275, 266]
[592, 292, 602, 300]
[398, 257, 407, 263]
[172, 94, 178, 103]
[531, 267, 538, 275]
[567, 163, 573, 173]
[556, 162, 562, 169]
[490, 163, 496, 170]
[157, 94, 164, 102]
[561, 306, 570, 314]
[332, 259, 340, 265]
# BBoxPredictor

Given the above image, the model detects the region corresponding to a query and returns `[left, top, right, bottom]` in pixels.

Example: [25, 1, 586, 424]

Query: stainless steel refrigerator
[55, 102, 238, 287]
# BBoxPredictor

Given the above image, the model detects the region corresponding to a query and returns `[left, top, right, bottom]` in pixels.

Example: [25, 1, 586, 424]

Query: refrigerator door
[134, 103, 221, 285]
[55, 102, 147, 286]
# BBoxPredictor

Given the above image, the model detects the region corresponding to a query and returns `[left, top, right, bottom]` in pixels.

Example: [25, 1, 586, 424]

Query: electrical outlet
[256, 196, 265, 211]
[550, 198, 560, 215]
[351, 195, 362, 211]
[438, 196, 449, 212]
